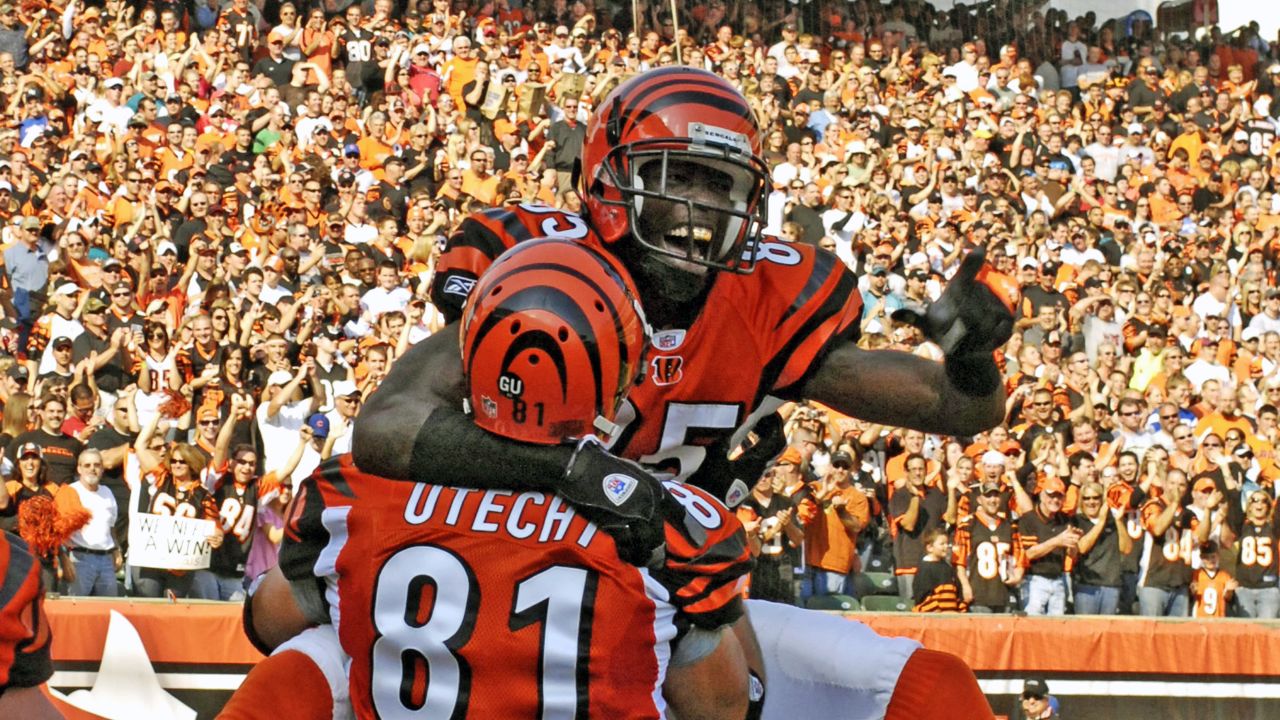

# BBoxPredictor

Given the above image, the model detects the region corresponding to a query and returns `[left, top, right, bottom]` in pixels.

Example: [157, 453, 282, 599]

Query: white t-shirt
[360, 286, 411, 319]
[256, 398, 312, 478]
[67, 482, 118, 551]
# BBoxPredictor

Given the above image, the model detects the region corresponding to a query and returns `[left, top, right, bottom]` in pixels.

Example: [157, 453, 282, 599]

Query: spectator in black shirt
[1072, 480, 1133, 615]
[8, 394, 83, 485]
[253, 30, 297, 86]
[1018, 476, 1079, 616]
[739, 465, 803, 604]
[890, 453, 951, 602]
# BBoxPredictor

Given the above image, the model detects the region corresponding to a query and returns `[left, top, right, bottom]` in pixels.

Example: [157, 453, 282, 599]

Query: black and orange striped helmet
[582, 67, 769, 273]
[460, 238, 651, 445]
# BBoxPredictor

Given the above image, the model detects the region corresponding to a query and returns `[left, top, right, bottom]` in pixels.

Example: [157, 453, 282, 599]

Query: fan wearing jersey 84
[226, 240, 754, 720]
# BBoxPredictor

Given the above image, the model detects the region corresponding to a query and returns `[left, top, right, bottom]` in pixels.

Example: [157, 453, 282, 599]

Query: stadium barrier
[40, 598, 1280, 720]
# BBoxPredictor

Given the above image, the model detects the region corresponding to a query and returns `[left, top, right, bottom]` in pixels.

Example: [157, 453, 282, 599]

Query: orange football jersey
[279, 457, 750, 719]
[1191, 568, 1234, 618]
[429, 205, 862, 492]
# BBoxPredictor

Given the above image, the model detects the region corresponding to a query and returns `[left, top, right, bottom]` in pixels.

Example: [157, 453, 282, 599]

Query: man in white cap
[256, 361, 321, 483]
[324, 379, 363, 456]
[28, 282, 84, 377]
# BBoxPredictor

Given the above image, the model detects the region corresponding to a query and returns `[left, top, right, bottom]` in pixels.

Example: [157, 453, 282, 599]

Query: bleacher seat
[857, 571, 897, 595]
[805, 594, 860, 611]
[860, 595, 910, 612]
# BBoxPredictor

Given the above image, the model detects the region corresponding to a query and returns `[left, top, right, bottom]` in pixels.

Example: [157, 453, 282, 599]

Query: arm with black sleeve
[352, 325, 670, 565]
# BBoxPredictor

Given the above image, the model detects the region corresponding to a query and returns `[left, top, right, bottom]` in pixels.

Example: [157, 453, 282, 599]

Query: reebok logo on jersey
[650, 356, 684, 386]
[603, 473, 639, 507]
[443, 276, 477, 297]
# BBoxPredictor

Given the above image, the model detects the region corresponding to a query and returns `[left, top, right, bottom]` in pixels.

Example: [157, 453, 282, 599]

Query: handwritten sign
[127, 514, 216, 571]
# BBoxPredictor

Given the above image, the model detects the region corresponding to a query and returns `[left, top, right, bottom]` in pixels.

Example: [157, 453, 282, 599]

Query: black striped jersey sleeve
[651, 482, 752, 631]
[0, 532, 52, 690]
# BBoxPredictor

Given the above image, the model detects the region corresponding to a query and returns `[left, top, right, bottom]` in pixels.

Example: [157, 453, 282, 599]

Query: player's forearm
[406, 405, 573, 490]
[804, 344, 1005, 437]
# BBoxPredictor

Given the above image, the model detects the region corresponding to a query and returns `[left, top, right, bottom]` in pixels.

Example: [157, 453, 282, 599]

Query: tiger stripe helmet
[460, 238, 651, 445]
[581, 67, 769, 273]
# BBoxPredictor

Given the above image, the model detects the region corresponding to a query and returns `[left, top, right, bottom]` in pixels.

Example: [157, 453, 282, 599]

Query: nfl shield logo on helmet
[602, 473, 639, 506]
[481, 395, 498, 418]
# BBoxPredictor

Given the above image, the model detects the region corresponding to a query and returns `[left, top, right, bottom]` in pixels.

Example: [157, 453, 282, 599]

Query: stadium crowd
[0, 0, 1277, 622]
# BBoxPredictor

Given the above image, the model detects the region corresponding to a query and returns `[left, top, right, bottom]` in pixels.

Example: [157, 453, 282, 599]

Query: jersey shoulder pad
[428, 205, 601, 322]
[657, 482, 751, 629]
[745, 243, 863, 396]
[277, 457, 361, 583]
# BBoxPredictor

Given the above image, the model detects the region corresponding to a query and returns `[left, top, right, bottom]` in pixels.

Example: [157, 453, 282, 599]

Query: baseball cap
[83, 297, 109, 314]
[1243, 327, 1262, 342]
[266, 370, 294, 387]
[103, 77, 124, 90]
[16, 442, 42, 460]
[978, 481, 1002, 495]
[20, 215, 40, 230]
[1233, 130, 1250, 142]
[52, 336, 73, 350]
[197, 405, 220, 422]
[157, 240, 178, 256]
[53, 282, 79, 297]
[319, 324, 344, 340]
[904, 118, 922, 130]
[829, 451, 853, 469]
[331, 379, 360, 398]
[7, 365, 29, 383]
[870, 266, 888, 277]
[980, 450, 1007, 467]
[343, 143, 361, 158]
[1036, 476, 1066, 495]
[306, 413, 331, 439]
[1023, 678, 1050, 698]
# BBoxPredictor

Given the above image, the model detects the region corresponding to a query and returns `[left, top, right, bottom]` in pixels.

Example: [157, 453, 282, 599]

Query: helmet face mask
[596, 137, 769, 274]
[581, 67, 769, 276]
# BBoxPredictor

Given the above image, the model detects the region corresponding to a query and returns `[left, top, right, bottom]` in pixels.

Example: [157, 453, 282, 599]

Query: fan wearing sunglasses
[1070, 476, 1133, 615]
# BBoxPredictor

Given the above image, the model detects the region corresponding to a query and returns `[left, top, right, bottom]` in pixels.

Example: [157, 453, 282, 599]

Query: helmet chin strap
[593, 414, 621, 439]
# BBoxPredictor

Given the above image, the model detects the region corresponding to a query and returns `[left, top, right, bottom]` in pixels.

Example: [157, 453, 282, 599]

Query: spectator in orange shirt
[801, 450, 870, 602]
[462, 148, 499, 206]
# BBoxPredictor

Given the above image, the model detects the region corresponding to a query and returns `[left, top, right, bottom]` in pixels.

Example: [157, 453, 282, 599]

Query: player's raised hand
[892, 247, 1019, 395]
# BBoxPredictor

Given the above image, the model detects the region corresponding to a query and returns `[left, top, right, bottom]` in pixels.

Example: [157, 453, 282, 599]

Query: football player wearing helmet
[228, 240, 755, 720]
[0, 531, 61, 719]
[354, 66, 1018, 548]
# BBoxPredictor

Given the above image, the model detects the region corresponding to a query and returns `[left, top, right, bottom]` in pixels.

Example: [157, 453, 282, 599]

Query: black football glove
[562, 436, 671, 568]
[891, 247, 1019, 396]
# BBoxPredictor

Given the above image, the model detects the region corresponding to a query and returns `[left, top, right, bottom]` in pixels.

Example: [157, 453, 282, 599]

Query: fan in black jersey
[1232, 489, 1280, 618]
[954, 481, 1024, 612]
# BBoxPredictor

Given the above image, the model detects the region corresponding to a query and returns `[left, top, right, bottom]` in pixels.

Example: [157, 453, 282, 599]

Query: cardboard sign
[519, 84, 547, 118]
[127, 514, 217, 570]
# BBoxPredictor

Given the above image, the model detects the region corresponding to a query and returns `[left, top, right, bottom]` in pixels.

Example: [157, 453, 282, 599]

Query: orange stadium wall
[41, 598, 1280, 720]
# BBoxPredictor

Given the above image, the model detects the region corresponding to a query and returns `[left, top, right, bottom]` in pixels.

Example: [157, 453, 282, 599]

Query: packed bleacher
[0, 0, 1276, 621]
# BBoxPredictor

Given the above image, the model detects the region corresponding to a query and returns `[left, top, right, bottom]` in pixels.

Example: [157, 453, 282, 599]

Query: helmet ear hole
[510, 320, 521, 334]
[558, 327, 570, 342]
[594, 300, 604, 312]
